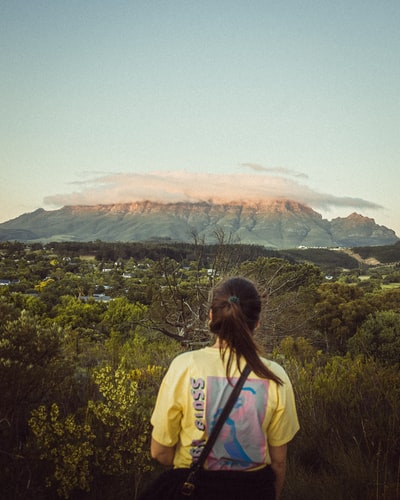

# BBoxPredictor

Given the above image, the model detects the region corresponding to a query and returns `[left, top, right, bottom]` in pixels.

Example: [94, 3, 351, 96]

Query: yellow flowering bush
[88, 365, 157, 476]
[29, 403, 95, 498]
[29, 364, 164, 498]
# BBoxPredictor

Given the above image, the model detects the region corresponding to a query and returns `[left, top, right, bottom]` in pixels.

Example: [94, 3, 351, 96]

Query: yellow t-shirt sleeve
[267, 371, 300, 447]
[150, 359, 185, 447]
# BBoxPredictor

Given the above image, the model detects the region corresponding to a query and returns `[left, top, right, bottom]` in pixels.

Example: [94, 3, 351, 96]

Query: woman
[150, 277, 299, 499]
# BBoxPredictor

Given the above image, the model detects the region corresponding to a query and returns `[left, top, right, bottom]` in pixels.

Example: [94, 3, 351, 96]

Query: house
[79, 294, 112, 303]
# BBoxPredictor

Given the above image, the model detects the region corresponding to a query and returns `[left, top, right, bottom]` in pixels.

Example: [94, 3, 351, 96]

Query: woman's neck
[212, 339, 227, 349]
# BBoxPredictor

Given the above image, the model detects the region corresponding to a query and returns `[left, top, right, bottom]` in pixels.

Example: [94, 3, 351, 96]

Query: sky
[1, 1, 399, 235]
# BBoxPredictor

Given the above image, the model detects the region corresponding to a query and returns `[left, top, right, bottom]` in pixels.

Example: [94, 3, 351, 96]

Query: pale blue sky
[1, 1, 399, 235]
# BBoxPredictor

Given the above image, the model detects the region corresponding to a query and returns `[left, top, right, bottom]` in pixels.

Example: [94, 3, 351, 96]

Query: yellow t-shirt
[151, 347, 299, 470]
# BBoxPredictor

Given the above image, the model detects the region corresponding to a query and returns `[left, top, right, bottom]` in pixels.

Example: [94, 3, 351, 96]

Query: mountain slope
[0, 200, 397, 248]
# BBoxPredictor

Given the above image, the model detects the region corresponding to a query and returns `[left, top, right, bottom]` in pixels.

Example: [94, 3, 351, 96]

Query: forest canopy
[0, 241, 399, 499]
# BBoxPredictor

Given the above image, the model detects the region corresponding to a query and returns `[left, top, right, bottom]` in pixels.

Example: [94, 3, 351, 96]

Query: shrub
[282, 355, 400, 499]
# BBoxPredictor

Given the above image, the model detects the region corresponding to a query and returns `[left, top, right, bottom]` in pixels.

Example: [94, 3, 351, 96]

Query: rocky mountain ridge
[0, 200, 398, 249]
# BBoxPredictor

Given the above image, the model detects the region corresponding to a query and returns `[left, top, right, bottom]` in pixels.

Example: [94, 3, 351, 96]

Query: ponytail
[209, 277, 283, 385]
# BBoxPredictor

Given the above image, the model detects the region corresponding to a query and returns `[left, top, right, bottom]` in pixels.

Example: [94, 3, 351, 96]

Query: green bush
[348, 311, 400, 366]
[282, 355, 400, 500]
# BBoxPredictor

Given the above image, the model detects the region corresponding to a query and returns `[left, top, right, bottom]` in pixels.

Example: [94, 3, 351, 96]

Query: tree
[369, 288, 400, 313]
[0, 311, 75, 498]
[238, 258, 323, 351]
[100, 297, 147, 339]
[0, 289, 21, 323]
[52, 296, 106, 330]
[277, 336, 318, 364]
[313, 282, 372, 353]
[348, 310, 400, 366]
[145, 257, 211, 343]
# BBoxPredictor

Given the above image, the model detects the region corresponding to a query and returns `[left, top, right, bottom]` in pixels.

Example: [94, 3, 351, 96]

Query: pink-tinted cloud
[241, 163, 309, 179]
[44, 170, 383, 212]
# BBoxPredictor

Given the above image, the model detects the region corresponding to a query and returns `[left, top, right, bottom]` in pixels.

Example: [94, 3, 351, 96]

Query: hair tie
[228, 295, 240, 304]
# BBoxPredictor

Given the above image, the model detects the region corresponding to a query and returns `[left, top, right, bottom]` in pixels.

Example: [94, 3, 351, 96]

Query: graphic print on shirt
[190, 376, 206, 461]
[206, 376, 269, 470]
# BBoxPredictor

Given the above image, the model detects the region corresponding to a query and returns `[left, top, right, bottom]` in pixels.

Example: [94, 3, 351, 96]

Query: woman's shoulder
[260, 357, 291, 383]
[168, 347, 219, 374]
[170, 347, 214, 365]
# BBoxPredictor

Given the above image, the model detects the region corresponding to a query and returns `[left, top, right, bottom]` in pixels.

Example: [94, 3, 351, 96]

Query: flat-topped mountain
[0, 200, 397, 249]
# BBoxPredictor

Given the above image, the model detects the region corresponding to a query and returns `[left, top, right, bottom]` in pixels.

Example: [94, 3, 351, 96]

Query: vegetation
[0, 240, 399, 499]
[353, 241, 400, 264]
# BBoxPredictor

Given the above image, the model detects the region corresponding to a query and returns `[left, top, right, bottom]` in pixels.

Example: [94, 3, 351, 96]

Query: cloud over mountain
[44, 169, 383, 213]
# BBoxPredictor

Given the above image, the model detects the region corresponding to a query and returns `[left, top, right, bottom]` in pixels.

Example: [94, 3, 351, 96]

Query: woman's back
[151, 346, 298, 471]
[148, 277, 300, 500]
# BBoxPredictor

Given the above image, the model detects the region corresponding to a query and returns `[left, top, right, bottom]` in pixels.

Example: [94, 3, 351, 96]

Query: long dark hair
[209, 277, 283, 385]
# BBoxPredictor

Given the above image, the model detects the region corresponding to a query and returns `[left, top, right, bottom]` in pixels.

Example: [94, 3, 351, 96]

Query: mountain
[0, 200, 398, 249]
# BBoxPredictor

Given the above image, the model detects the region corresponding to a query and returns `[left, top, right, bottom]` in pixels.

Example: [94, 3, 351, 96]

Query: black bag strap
[181, 363, 252, 495]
